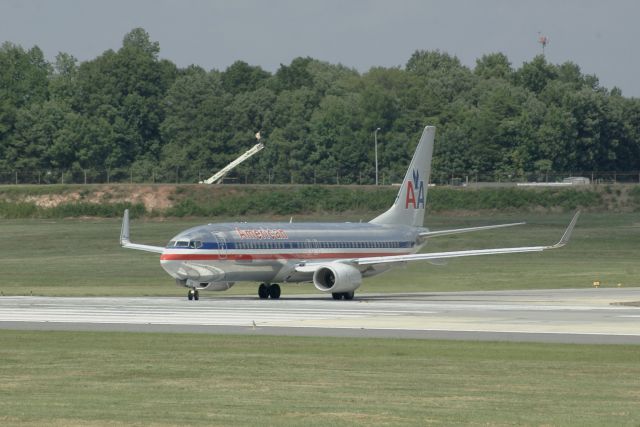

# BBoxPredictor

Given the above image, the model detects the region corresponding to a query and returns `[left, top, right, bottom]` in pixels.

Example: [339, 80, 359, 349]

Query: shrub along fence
[1, 168, 640, 185]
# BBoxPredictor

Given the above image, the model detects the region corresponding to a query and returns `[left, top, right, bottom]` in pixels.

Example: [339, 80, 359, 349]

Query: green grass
[0, 330, 638, 426]
[0, 212, 637, 296]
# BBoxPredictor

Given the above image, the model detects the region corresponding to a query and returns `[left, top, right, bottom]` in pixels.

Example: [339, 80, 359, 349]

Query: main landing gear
[258, 283, 281, 299]
[332, 291, 355, 300]
[187, 289, 199, 301]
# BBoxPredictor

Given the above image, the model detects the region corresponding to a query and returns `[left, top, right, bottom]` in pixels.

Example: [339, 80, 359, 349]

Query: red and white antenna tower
[538, 33, 549, 57]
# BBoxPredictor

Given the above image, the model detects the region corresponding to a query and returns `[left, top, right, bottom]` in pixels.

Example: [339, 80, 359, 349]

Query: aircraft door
[305, 239, 320, 257]
[215, 233, 228, 260]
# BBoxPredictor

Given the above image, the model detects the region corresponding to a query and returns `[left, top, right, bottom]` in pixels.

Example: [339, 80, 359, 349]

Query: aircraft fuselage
[160, 222, 424, 287]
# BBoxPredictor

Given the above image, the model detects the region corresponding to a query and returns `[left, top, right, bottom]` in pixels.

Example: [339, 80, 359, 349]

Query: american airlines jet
[121, 126, 579, 301]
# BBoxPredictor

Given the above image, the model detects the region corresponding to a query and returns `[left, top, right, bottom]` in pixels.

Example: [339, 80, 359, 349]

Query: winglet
[549, 210, 580, 249]
[120, 209, 130, 246]
[119, 209, 165, 253]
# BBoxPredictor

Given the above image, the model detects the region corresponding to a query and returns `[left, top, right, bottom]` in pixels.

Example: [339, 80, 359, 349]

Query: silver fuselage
[160, 222, 426, 285]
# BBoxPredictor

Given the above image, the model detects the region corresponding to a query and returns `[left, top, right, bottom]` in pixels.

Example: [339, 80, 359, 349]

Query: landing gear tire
[187, 289, 194, 301]
[269, 284, 281, 299]
[258, 283, 269, 299]
[194, 290, 199, 301]
[331, 291, 355, 300]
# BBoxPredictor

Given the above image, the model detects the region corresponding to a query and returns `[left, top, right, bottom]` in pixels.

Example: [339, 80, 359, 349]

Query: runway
[1, 288, 639, 344]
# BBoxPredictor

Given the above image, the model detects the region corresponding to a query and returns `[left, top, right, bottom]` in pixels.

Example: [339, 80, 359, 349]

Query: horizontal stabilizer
[419, 222, 525, 239]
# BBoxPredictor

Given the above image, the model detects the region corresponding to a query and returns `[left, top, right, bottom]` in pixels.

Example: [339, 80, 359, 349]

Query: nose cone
[160, 250, 181, 279]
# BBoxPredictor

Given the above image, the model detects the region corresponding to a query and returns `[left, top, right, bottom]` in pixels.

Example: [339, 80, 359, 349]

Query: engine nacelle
[312, 263, 362, 293]
[173, 263, 225, 282]
[201, 282, 235, 291]
[177, 279, 235, 291]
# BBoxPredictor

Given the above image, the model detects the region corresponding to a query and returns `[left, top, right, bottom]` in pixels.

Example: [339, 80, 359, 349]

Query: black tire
[343, 291, 355, 300]
[269, 284, 281, 299]
[258, 283, 269, 299]
[187, 290, 193, 301]
[332, 293, 343, 300]
[194, 290, 199, 301]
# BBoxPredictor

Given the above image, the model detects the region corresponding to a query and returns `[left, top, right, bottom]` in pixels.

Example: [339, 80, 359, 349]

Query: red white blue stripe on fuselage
[160, 239, 415, 261]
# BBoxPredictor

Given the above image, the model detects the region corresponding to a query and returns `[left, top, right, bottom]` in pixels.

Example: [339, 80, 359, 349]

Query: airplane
[120, 125, 580, 301]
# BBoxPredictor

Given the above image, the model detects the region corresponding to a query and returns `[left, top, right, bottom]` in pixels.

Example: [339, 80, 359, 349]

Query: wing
[419, 221, 525, 239]
[296, 211, 580, 272]
[120, 209, 165, 254]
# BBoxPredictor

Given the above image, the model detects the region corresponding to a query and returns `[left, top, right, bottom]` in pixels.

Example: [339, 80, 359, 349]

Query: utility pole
[374, 127, 381, 185]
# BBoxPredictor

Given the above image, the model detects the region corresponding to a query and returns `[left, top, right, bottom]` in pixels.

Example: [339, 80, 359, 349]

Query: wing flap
[356, 245, 546, 266]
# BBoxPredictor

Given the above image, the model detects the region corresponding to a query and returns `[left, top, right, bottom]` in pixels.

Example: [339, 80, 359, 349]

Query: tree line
[1, 27, 639, 185]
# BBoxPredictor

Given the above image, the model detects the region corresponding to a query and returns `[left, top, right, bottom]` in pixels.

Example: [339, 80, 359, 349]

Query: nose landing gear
[258, 283, 281, 299]
[187, 289, 199, 301]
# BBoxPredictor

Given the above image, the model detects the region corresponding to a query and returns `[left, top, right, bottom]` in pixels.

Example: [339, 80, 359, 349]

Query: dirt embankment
[0, 183, 638, 219]
[22, 185, 175, 212]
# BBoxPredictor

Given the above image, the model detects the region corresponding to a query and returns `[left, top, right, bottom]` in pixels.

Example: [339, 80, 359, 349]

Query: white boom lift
[200, 132, 265, 184]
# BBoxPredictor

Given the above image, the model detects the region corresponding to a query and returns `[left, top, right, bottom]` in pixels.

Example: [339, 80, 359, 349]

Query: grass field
[0, 330, 638, 426]
[0, 212, 637, 296]
[1, 212, 638, 426]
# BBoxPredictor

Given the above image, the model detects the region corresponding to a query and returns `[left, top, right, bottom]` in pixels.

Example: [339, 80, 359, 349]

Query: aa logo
[405, 169, 425, 209]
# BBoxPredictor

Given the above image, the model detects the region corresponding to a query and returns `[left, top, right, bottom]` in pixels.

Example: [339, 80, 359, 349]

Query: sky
[1, 0, 639, 97]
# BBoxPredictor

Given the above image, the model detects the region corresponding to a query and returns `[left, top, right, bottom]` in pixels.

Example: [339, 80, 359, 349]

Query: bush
[0, 201, 146, 219]
[427, 187, 601, 212]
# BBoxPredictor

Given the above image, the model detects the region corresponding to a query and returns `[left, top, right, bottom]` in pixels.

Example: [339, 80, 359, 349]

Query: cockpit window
[189, 240, 203, 249]
[175, 241, 189, 248]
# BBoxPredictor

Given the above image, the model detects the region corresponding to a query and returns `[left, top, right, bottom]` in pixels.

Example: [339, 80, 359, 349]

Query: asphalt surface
[1, 288, 639, 344]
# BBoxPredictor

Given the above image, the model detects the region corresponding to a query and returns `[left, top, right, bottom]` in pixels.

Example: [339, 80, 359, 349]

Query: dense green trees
[1, 28, 639, 184]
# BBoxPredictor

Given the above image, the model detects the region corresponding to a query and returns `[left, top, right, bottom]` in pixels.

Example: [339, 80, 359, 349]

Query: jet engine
[312, 263, 362, 293]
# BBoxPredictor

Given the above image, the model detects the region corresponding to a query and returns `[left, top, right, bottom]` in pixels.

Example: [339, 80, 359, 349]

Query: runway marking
[1, 290, 639, 343]
[276, 324, 640, 337]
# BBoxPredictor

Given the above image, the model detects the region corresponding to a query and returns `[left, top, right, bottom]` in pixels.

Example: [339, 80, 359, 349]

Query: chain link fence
[1, 168, 639, 186]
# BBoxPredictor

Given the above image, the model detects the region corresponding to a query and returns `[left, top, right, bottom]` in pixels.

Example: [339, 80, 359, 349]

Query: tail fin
[370, 126, 435, 227]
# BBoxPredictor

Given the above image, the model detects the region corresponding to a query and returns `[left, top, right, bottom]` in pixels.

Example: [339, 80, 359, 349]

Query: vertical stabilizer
[370, 126, 435, 227]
